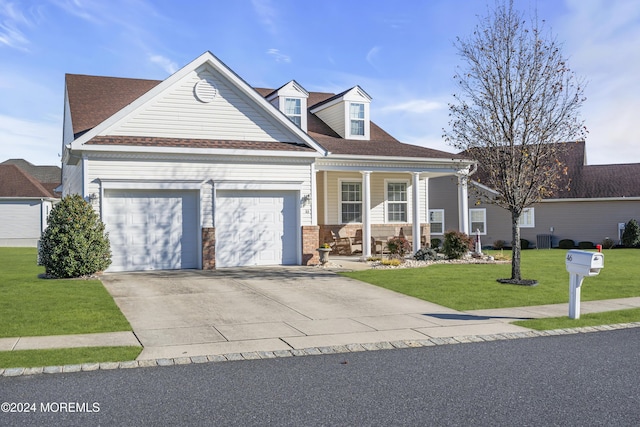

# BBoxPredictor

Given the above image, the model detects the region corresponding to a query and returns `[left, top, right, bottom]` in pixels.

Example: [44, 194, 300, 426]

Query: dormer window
[349, 103, 365, 136]
[310, 85, 371, 141]
[285, 98, 302, 127]
[266, 80, 309, 132]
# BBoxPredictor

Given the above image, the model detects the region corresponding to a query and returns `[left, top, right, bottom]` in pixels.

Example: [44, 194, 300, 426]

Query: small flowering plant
[385, 237, 411, 259]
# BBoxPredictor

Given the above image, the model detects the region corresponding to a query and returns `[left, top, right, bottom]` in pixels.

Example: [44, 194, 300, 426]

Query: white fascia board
[345, 86, 372, 102]
[470, 180, 500, 195]
[267, 80, 309, 100]
[310, 86, 372, 114]
[0, 197, 59, 202]
[69, 143, 321, 158]
[215, 180, 304, 191]
[322, 153, 473, 165]
[99, 179, 204, 190]
[70, 51, 327, 156]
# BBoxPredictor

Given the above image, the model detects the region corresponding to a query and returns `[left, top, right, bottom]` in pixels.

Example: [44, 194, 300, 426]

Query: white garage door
[104, 190, 199, 272]
[215, 190, 298, 268]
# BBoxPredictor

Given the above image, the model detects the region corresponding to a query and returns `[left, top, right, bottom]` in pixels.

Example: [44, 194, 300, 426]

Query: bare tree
[444, 0, 586, 284]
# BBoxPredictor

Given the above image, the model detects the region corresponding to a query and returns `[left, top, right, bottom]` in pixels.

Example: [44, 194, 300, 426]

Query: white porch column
[361, 171, 372, 258]
[412, 172, 421, 253]
[458, 174, 469, 234]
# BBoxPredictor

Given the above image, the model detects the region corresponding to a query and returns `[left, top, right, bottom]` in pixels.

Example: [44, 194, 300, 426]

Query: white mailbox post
[565, 250, 604, 319]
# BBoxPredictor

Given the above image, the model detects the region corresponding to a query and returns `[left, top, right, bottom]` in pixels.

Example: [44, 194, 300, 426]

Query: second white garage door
[215, 190, 298, 268]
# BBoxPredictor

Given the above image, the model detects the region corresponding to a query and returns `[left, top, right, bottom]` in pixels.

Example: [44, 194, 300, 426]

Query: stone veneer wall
[301, 225, 320, 265]
[202, 227, 216, 270]
[319, 223, 431, 254]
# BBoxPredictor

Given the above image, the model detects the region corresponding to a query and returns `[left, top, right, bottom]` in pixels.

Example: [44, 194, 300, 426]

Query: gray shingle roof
[467, 141, 640, 199]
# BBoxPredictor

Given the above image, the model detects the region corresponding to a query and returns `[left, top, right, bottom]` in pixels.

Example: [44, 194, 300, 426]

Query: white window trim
[345, 102, 370, 140]
[338, 179, 363, 224]
[429, 209, 445, 235]
[284, 97, 302, 127]
[469, 208, 487, 235]
[384, 179, 409, 223]
[518, 207, 535, 228]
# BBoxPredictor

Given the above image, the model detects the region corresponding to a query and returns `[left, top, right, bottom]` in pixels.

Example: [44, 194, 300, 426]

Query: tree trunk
[511, 211, 521, 281]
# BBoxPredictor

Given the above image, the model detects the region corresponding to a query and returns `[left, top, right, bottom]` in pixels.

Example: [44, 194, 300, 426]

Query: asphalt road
[1, 329, 639, 426]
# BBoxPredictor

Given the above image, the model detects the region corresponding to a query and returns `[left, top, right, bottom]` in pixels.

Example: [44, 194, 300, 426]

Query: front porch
[311, 162, 473, 260]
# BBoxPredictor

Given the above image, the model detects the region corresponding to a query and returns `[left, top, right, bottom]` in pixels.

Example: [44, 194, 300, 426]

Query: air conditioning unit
[536, 234, 552, 249]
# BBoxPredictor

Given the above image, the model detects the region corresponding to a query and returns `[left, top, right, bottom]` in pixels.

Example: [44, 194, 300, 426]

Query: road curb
[2, 322, 639, 378]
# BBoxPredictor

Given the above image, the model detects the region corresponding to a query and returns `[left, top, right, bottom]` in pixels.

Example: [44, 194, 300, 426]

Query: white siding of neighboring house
[102, 65, 295, 143]
[84, 156, 314, 227]
[0, 200, 43, 246]
[314, 103, 345, 139]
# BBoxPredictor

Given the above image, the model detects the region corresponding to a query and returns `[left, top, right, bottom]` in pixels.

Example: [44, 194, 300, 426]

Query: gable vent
[194, 78, 218, 103]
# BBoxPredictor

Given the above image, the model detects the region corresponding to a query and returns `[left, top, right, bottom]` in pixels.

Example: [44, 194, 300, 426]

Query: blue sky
[1, 0, 638, 166]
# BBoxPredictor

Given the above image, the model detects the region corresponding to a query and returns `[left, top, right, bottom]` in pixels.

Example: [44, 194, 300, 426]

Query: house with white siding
[0, 160, 60, 247]
[428, 141, 640, 248]
[62, 51, 475, 272]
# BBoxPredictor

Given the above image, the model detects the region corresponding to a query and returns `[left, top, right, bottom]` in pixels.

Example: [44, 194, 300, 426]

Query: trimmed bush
[493, 240, 506, 249]
[430, 238, 442, 249]
[442, 230, 472, 260]
[520, 239, 530, 250]
[622, 219, 640, 248]
[558, 239, 575, 249]
[414, 247, 438, 261]
[578, 241, 595, 249]
[39, 194, 111, 278]
[601, 238, 615, 249]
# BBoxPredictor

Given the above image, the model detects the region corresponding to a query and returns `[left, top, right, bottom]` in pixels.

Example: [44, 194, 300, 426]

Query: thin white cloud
[380, 99, 444, 114]
[149, 54, 178, 74]
[50, 0, 100, 23]
[267, 48, 290, 63]
[0, 1, 32, 50]
[0, 114, 60, 165]
[252, 0, 278, 35]
[366, 46, 381, 69]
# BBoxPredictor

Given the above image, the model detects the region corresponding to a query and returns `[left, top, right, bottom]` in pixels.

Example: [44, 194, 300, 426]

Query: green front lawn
[0, 347, 142, 369]
[513, 308, 640, 331]
[342, 249, 640, 311]
[0, 247, 132, 337]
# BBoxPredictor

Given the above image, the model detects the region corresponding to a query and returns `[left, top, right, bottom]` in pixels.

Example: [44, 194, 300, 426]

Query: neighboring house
[62, 51, 475, 272]
[0, 160, 61, 247]
[429, 141, 640, 248]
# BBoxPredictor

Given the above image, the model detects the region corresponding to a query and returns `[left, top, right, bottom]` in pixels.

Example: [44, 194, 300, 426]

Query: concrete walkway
[3, 265, 640, 362]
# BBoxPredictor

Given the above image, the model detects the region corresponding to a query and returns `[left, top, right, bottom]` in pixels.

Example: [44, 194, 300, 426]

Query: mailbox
[565, 250, 604, 277]
[565, 250, 604, 319]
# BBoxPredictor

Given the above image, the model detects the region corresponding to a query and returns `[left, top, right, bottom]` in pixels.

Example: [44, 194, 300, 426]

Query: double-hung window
[284, 98, 302, 127]
[349, 103, 365, 136]
[341, 182, 362, 223]
[429, 209, 445, 234]
[386, 182, 407, 222]
[518, 208, 535, 228]
[469, 208, 486, 234]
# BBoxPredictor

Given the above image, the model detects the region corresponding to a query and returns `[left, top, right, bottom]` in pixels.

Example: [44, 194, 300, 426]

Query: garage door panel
[104, 190, 199, 272]
[216, 190, 297, 268]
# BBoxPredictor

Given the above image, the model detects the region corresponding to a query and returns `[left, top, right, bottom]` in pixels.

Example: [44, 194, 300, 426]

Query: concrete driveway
[101, 267, 529, 360]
